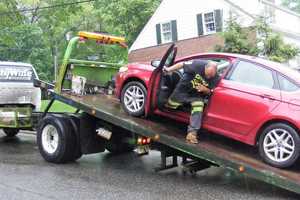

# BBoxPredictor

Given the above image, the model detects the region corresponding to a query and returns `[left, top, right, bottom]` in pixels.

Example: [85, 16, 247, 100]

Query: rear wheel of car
[259, 123, 300, 168]
[121, 81, 147, 117]
[37, 115, 77, 163]
[3, 128, 19, 138]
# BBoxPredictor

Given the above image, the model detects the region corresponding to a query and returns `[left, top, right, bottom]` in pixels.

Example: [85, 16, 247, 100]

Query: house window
[161, 21, 172, 43]
[203, 12, 216, 34]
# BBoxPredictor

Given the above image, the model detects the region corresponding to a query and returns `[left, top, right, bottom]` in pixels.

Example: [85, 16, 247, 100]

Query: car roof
[0, 61, 33, 67]
[181, 52, 300, 84]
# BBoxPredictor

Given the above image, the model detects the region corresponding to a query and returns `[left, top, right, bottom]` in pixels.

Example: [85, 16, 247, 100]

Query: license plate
[136, 145, 149, 155]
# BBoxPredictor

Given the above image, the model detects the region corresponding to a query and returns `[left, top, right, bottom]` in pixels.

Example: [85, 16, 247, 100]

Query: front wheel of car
[121, 81, 147, 117]
[259, 123, 300, 168]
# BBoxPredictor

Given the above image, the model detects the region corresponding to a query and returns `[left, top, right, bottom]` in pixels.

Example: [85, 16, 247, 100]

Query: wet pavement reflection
[0, 131, 299, 200]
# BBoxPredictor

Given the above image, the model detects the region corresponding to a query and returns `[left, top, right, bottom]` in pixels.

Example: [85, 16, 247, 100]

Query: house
[129, 0, 300, 67]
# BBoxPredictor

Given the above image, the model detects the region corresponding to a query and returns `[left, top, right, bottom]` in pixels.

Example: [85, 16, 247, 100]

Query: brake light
[137, 137, 151, 145]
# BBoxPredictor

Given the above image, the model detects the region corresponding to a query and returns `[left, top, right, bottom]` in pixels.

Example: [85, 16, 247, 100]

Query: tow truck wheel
[3, 128, 19, 138]
[259, 123, 300, 168]
[37, 115, 77, 163]
[121, 81, 147, 117]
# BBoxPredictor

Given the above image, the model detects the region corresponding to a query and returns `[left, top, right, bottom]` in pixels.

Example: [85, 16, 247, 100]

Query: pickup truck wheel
[3, 128, 19, 138]
[121, 81, 147, 117]
[259, 123, 300, 168]
[37, 115, 77, 163]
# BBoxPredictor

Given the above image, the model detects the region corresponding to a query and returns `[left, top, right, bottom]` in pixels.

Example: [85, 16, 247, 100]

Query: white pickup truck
[0, 61, 41, 137]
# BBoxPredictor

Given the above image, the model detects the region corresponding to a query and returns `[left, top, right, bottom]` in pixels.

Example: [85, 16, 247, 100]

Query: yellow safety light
[78, 31, 127, 48]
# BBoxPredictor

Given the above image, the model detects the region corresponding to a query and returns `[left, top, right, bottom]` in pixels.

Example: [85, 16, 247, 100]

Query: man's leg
[165, 98, 182, 109]
[186, 100, 204, 144]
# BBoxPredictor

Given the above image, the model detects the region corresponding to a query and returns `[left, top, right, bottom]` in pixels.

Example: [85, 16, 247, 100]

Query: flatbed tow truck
[35, 32, 300, 194]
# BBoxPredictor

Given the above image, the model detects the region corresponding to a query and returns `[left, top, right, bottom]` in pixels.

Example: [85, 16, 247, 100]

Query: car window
[229, 60, 274, 89]
[278, 74, 299, 92]
[0, 65, 35, 83]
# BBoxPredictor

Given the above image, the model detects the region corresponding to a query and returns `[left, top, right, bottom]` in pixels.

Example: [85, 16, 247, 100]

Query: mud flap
[79, 113, 106, 154]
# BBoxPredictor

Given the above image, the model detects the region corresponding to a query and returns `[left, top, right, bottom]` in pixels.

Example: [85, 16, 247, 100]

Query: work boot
[186, 131, 198, 144]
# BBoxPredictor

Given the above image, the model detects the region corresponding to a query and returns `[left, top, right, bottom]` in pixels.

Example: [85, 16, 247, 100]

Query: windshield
[0, 65, 35, 83]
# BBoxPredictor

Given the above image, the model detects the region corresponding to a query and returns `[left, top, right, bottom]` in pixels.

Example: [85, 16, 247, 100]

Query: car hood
[127, 63, 155, 72]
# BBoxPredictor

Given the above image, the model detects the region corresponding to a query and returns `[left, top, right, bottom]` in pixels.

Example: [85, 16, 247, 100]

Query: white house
[129, 0, 300, 67]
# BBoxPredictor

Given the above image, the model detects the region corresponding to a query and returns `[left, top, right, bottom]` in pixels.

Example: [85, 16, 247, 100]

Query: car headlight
[119, 66, 128, 73]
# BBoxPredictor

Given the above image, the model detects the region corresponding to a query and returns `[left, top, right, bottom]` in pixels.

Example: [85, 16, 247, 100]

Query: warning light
[147, 138, 151, 144]
[142, 139, 147, 145]
[137, 137, 151, 145]
[137, 138, 142, 145]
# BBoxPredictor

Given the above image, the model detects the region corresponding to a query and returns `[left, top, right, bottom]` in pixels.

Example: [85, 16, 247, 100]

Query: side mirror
[151, 60, 161, 68]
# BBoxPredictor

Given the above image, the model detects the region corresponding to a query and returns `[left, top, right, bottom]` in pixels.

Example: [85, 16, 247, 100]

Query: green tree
[215, 18, 299, 63]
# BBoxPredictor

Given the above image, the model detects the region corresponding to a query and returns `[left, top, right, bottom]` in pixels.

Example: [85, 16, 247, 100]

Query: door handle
[259, 94, 275, 100]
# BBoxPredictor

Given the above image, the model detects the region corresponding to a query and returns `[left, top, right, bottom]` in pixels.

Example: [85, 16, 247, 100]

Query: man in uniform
[163, 60, 219, 144]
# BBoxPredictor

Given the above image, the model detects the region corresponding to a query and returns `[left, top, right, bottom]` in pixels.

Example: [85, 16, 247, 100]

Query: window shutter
[156, 23, 162, 45]
[171, 20, 178, 42]
[196, 14, 203, 36]
[214, 9, 223, 32]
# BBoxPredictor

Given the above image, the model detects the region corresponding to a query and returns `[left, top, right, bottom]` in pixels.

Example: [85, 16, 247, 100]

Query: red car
[115, 44, 300, 168]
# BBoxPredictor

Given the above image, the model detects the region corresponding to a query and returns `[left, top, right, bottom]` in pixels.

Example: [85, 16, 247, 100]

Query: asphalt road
[0, 131, 299, 200]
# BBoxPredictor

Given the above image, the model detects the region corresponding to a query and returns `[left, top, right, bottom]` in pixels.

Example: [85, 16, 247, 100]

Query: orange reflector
[239, 166, 245, 173]
[154, 134, 160, 141]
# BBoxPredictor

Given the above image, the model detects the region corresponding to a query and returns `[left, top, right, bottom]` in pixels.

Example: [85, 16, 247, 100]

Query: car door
[203, 59, 281, 137]
[145, 44, 177, 115]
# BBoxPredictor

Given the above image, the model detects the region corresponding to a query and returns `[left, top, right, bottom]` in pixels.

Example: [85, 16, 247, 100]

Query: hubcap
[124, 85, 145, 113]
[263, 129, 295, 163]
[41, 124, 59, 154]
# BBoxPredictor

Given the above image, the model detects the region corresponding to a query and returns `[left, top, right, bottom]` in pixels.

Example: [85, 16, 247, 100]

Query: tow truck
[35, 31, 300, 194]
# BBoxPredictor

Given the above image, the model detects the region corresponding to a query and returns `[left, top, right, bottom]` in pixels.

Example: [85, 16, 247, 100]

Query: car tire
[3, 128, 19, 138]
[105, 128, 135, 154]
[121, 81, 147, 117]
[258, 123, 300, 168]
[37, 114, 77, 163]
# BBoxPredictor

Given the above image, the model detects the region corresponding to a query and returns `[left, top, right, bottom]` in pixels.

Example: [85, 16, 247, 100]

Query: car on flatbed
[115, 44, 300, 168]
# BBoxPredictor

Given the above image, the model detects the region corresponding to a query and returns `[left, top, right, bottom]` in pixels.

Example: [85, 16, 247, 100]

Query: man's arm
[163, 62, 184, 73]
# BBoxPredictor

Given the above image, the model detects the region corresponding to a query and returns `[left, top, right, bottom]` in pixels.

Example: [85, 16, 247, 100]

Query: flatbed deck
[52, 92, 300, 194]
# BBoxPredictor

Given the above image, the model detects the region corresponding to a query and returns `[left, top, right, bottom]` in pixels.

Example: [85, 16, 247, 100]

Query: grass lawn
[41, 100, 77, 113]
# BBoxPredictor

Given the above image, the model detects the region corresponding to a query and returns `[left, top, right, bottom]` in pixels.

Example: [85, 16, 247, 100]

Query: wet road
[0, 131, 299, 200]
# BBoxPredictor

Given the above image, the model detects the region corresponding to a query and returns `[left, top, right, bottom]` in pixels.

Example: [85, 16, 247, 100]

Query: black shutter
[156, 23, 162, 45]
[171, 20, 178, 42]
[197, 14, 203, 36]
[214, 9, 223, 32]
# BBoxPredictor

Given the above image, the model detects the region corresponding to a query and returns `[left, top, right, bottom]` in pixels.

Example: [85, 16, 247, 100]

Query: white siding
[130, 0, 300, 67]
[130, 0, 230, 51]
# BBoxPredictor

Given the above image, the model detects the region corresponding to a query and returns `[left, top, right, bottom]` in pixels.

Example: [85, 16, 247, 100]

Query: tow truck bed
[52, 92, 300, 194]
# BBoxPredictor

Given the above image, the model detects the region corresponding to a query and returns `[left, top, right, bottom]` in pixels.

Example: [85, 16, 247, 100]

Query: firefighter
[163, 60, 219, 144]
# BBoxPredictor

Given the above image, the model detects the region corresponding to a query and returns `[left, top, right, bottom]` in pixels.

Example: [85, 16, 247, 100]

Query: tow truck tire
[3, 128, 19, 137]
[121, 81, 147, 117]
[37, 115, 77, 163]
[259, 123, 300, 168]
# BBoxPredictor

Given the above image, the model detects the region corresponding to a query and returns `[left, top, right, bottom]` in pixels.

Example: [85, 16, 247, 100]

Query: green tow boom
[54, 31, 127, 94]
